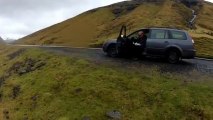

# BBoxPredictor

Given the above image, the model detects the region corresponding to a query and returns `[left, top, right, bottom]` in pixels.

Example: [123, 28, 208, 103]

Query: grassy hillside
[196, 2, 213, 31]
[0, 47, 213, 119]
[189, 2, 213, 38]
[193, 37, 213, 59]
[17, 0, 193, 47]
[188, 2, 213, 58]
[15, 0, 213, 58]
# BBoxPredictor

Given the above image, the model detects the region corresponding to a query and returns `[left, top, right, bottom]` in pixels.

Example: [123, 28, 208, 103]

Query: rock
[18, 69, 28, 75]
[106, 110, 122, 120]
[8, 58, 46, 76]
[82, 116, 91, 120]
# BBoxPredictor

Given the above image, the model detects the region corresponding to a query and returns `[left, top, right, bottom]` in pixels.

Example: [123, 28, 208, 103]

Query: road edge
[195, 57, 213, 61]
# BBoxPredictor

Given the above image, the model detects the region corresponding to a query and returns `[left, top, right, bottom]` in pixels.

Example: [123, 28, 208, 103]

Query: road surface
[11, 44, 213, 75]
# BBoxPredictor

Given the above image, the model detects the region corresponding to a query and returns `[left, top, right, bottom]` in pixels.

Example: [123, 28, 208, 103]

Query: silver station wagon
[103, 26, 196, 64]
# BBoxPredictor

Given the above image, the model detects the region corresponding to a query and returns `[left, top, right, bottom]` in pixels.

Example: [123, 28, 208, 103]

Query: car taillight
[189, 35, 194, 44]
[192, 39, 195, 44]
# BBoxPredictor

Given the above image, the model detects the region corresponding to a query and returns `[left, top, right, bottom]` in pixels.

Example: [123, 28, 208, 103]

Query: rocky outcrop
[179, 0, 204, 7]
[0, 57, 46, 88]
[110, 0, 165, 17]
[189, 9, 197, 29]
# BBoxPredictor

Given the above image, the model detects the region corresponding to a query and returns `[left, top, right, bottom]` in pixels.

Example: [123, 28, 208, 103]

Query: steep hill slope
[16, 0, 212, 47]
[17, 0, 213, 47]
[188, 1, 213, 36]
[197, 2, 213, 31]
[0, 37, 5, 45]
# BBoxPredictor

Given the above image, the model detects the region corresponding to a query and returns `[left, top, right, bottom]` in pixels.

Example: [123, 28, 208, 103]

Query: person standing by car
[137, 31, 147, 49]
[133, 31, 147, 57]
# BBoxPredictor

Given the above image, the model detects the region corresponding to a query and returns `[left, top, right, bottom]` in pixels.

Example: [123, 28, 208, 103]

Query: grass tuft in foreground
[0, 47, 212, 119]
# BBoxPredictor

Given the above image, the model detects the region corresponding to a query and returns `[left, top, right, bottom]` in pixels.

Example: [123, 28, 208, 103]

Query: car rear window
[150, 29, 168, 39]
[170, 30, 187, 40]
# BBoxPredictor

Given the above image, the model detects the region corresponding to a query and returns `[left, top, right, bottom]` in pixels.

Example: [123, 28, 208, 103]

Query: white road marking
[195, 57, 213, 61]
[8, 44, 102, 50]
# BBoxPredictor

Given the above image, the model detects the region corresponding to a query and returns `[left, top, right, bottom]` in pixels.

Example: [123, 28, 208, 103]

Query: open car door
[116, 25, 132, 56]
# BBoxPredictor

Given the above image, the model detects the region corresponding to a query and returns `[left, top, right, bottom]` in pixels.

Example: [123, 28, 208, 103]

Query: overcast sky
[0, 0, 212, 40]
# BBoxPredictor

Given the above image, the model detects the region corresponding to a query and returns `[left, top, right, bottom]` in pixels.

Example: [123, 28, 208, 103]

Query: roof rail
[147, 26, 182, 30]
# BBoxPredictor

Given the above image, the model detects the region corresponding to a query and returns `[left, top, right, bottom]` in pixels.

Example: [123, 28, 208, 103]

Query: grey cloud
[0, 0, 126, 39]
[2, 0, 211, 39]
[0, 0, 111, 39]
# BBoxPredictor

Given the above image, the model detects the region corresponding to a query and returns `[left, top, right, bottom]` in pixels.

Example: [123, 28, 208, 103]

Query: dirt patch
[3, 109, 10, 120]
[0, 75, 10, 88]
[184, 106, 209, 119]
[12, 85, 21, 99]
[74, 88, 83, 93]
[0, 76, 6, 87]
[0, 58, 46, 88]
[7, 49, 26, 60]
[8, 58, 46, 76]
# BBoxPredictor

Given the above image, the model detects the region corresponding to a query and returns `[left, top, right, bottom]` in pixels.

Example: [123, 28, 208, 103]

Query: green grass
[0, 47, 213, 119]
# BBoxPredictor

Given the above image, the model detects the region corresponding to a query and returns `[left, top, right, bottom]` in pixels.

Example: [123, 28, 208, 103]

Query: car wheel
[107, 45, 117, 57]
[167, 50, 180, 64]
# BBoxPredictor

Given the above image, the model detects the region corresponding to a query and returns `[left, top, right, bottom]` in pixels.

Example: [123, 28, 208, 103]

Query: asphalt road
[11, 44, 213, 75]
[37, 46, 213, 75]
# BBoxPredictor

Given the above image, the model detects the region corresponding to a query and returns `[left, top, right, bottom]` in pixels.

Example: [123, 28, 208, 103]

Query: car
[103, 26, 196, 64]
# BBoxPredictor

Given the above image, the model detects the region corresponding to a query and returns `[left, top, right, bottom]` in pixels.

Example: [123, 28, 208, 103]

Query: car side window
[150, 29, 168, 39]
[128, 31, 139, 40]
[127, 29, 150, 40]
[170, 30, 187, 40]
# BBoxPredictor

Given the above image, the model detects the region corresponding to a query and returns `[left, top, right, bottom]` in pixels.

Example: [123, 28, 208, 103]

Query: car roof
[148, 27, 185, 31]
[138, 27, 187, 33]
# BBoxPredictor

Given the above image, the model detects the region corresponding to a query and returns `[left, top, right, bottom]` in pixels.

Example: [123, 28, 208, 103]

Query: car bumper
[182, 49, 196, 59]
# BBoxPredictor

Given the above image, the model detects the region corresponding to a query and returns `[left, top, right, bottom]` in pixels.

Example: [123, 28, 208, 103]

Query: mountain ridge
[16, 0, 213, 47]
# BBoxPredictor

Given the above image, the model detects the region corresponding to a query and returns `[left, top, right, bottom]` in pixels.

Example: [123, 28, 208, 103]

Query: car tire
[167, 50, 180, 64]
[107, 45, 117, 57]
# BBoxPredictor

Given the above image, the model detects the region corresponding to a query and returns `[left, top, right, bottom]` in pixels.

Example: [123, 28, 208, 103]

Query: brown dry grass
[16, 0, 213, 59]
[17, 0, 195, 47]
